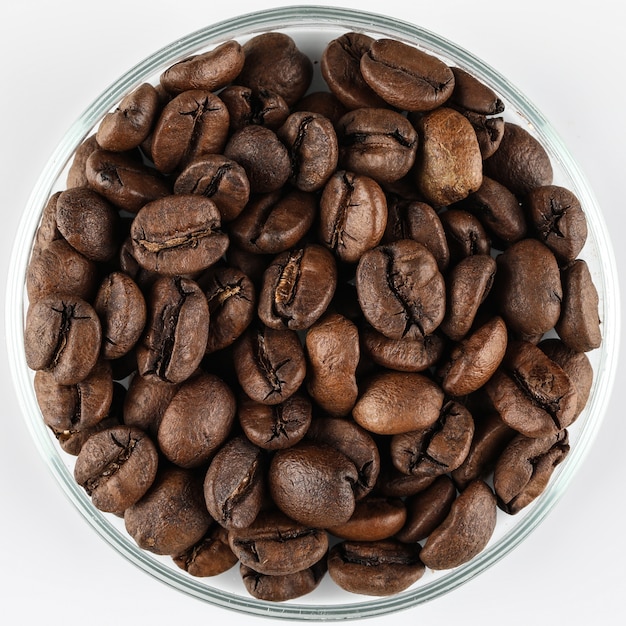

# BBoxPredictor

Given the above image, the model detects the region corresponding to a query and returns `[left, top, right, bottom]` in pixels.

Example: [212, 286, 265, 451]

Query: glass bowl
[5, 5, 620, 621]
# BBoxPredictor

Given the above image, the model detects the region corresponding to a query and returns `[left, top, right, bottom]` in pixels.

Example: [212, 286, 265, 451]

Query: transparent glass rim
[5, 5, 621, 620]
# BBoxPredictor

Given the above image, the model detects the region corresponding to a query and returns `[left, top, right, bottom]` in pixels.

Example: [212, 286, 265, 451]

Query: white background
[1, 1, 625, 624]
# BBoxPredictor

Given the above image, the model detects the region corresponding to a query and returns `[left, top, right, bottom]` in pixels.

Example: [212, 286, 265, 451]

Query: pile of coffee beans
[24, 30, 601, 601]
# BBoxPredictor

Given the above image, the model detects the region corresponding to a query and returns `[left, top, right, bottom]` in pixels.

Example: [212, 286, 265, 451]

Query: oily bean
[293, 91, 348, 126]
[556, 259, 601, 352]
[56, 187, 119, 262]
[157, 373, 236, 469]
[414, 107, 483, 206]
[440, 254, 496, 341]
[224, 125, 291, 193]
[86, 149, 170, 213]
[34, 359, 113, 433]
[439, 208, 492, 263]
[130, 194, 228, 276]
[74, 425, 159, 514]
[258, 244, 337, 331]
[173, 154, 250, 223]
[337, 108, 418, 184]
[228, 509, 329, 576]
[229, 189, 316, 255]
[483, 122, 553, 196]
[321, 33, 388, 110]
[160, 40, 245, 95]
[319, 170, 388, 264]
[93, 272, 147, 360]
[96, 83, 160, 151]
[493, 430, 570, 514]
[438, 316, 508, 396]
[485, 339, 578, 438]
[525, 185, 588, 263]
[356, 239, 446, 341]
[327, 496, 407, 541]
[123, 374, 179, 437]
[396, 475, 457, 543]
[420, 480, 497, 569]
[328, 539, 425, 596]
[203, 436, 266, 530]
[353, 370, 444, 435]
[125, 466, 212, 555]
[173, 524, 238, 577]
[151, 90, 230, 174]
[495, 238, 562, 339]
[360, 38, 455, 111]
[67, 134, 100, 189]
[237, 32, 313, 107]
[269, 442, 359, 528]
[26, 238, 98, 304]
[277, 111, 339, 192]
[390, 400, 474, 478]
[449, 67, 504, 115]
[238, 392, 312, 451]
[305, 313, 359, 417]
[232, 324, 306, 405]
[240, 558, 327, 602]
[219, 85, 290, 132]
[136, 276, 209, 385]
[24, 296, 102, 385]
[305, 416, 381, 501]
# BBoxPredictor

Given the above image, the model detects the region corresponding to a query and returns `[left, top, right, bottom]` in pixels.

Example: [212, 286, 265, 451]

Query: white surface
[1, 1, 624, 624]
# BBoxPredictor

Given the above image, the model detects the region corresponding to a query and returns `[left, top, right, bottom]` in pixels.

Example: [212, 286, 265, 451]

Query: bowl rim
[5, 4, 621, 620]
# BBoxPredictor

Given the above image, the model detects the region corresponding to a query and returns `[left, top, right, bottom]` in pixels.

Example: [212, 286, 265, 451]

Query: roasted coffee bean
[376, 465, 438, 498]
[449, 67, 504, 115]
[327, 496, 406, 541]
[229, 189, 316, 256]
[337, 108, 418, 184]
[67, 134, 100, 188]
[390, 400, 474, 478]
[25, 296, 102, 385]
[269, 442, 359, 528]
[305, 313, 359, 417]
[277, 111, 338, 192]
[483, 122, 553, 196]
[118, 236, 159, 291]
[74, 425, 159, 514]
[136, 276, 209, 384]
[240, 558, 327, 602]
[173, 523, 238, 577]
[228, 509, 328, 576]
[86, 149, 170, 213]
[56, 187, 119, 262]
[224, 125, 291, 193]
[556, 259, 601, 352]
[238, 392, 312, 451]
[293, 90, 348, 125]
[439, 209, 491, 263]
[203, 436, 265, 530]
[33, 192, 62, 253]
[357, 239, 446, 341]
[237, 32, 313, 107]
[130, 194, 228, 276]
[93, 272, 147, 360]
[360, 38, 454, 111]
[157, 373, 236, 469]
[438, 316, 508, 396]
[396, 475, 457, 543]
[232, 324, 306, 405]
[353, 370, 444, 435]
[485, 339, 578, 438]
[495, 238, 562, 339]
[123, 373, 179, 437]
[151, 90, 230, 174]
[461, 109, 505, 159]
[219, 85, 290, 132]
[321, 33, 388, 110]
[383, 199, 450, 272]
[96, 83, 160, 152]
[173, 154, 250, 223]
[328, 539, 425, 596]
[305, 416, 381, 501]
[160, 40, 245, 95]
[494, 430, 570, 514]
[258, 244, 337, 331]
[414, 108, 483, 206]
[125, 466, 212, 555]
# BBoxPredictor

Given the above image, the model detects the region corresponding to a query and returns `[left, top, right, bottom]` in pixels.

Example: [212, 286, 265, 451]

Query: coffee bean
[173, 523, 238, 577]
[450, 67, 504, 115]
[219, 85, 290, 133]
[327, 496, 407, 541]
